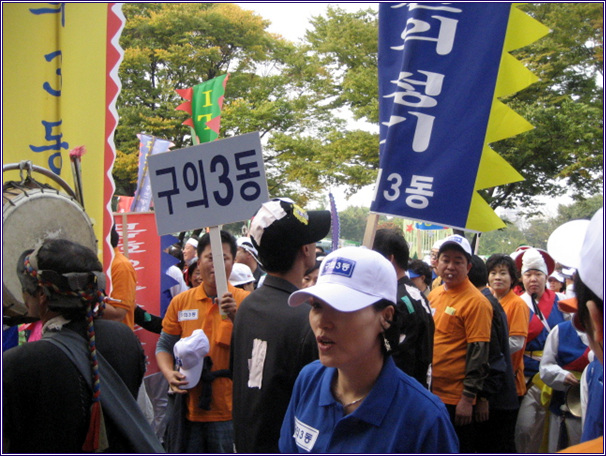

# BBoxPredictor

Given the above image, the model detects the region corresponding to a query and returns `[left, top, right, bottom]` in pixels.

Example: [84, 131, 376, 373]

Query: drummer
[514, 248, 568, 453]
[539, 302, 590, 452]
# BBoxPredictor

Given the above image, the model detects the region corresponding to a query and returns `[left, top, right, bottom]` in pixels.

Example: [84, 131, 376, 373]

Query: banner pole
[209, 226, 228, 318]
[362, 212, 380, 248]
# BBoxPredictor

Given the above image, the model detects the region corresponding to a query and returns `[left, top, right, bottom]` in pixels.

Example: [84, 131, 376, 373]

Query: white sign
[148, 132, 268, 235]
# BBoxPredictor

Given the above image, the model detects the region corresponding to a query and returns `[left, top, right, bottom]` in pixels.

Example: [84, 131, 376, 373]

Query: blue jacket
[582, 359, 604, 442]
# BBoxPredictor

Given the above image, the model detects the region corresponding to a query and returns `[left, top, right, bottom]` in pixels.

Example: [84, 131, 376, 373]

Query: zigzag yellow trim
[466, 4, 550, 232]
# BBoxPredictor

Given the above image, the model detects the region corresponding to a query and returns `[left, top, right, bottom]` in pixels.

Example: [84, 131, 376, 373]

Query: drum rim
[3, 187, 98, 316]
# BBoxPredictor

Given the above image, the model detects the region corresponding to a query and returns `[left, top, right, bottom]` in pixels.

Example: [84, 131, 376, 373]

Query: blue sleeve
[279, 373, 303, 453]
[420, 406, 460, 453]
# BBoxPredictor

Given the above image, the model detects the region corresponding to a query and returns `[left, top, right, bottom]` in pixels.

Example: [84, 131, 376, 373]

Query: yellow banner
[2, 3, 124, 266]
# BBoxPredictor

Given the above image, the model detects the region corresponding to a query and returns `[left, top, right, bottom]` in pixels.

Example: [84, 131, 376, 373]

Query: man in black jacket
[372, 228, 435, 389]
[231, 198, 330, 453]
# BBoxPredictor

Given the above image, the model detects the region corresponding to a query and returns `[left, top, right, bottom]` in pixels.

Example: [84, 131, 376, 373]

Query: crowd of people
[2, 198, 603, 454]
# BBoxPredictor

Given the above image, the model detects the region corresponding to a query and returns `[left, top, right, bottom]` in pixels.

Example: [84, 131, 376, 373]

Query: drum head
[566, 384, 582, 418]
[3, 187, 97, 317]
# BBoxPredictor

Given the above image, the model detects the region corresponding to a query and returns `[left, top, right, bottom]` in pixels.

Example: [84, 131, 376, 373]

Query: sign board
[148, 132, 268, 235]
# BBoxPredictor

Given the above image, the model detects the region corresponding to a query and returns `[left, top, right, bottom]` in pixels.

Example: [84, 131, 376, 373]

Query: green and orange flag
[176, 74, 229, 145]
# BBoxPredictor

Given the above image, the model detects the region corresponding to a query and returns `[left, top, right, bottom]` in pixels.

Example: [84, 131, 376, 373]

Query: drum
[565, 383, 582, 418]
[3, 167, 97, 317]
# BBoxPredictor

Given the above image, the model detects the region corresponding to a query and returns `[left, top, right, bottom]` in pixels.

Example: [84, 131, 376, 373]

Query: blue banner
[372, 3, 511, 229]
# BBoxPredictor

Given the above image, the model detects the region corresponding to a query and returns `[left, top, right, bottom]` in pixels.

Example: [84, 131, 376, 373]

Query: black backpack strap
[42, 329, 165, 453]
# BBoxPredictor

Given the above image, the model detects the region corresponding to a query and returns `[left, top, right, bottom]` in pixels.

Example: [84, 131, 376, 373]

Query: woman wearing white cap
[548, 271, 567, 294]
[279, 247, 458, 453]
[514, 247, 568, 453]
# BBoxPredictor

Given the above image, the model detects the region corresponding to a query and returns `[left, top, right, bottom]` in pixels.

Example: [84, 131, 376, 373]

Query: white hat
[288, 246, 397, 311]
[578, 208, 603, 300]
[547, 219, 591, 269]
[432, 239, 445, 250]
[230, 263, 255, 286]
[173, 329, 209, 390]
[237, 237, 260, 261]
[186, 237, 198, 249]
[548, 271, 565, 283]
[438, 235, 472, 257]
[520, 248, 553, 276]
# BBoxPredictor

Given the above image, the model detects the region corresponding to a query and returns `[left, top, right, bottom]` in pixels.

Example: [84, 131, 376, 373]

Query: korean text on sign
[148, 132, 268, 235]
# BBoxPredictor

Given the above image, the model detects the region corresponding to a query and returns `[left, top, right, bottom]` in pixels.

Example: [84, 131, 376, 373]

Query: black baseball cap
[249, 198, 331, 252]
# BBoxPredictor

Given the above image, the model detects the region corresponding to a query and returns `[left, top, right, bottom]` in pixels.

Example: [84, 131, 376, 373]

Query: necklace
[341, 396, 366, 408]
[333, 389, 368, 408]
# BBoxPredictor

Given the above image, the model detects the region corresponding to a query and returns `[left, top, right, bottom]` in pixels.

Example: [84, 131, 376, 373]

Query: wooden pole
[362, 212, 380, 248]
[209, 226, 228, 318]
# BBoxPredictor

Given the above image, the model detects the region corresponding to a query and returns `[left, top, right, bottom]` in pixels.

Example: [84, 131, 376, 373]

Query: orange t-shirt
[559, 436, 603, 453]
[429, 278, 493, 405]
[109, 248, 137, 329]
[162, 283, 250, 422]
[499, 289, 530, 396]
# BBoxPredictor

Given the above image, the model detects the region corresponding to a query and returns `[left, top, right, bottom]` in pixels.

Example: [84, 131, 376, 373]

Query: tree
[304, 4, 603, 212]
[114, 3, 603, 220]
[477, 194, 603, 255]
[486, 3, 603, 210]
[553, 194, 603, 225]
[114, 3, 277, 194]
[338, 206, 370, 244]
[477, 220, 528, 256]
[114, 3, 373, 203]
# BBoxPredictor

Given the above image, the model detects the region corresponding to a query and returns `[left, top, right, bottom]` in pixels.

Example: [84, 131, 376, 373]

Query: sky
[235, 3, 378, 43]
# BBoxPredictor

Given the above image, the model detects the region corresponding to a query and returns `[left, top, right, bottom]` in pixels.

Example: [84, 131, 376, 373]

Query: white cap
[288, 246, 397, 311]
[230, 263, 255, 286]
[237, 237, 259, 261]
[186, 238, 198, 249]
[547, 219, 591, 269]
[439, 235, 472, 257]
[173, 329, 209, 390]
[548, 271, 565, 283]
[578, 208, 603, 300]
[432, 239, 445, 250]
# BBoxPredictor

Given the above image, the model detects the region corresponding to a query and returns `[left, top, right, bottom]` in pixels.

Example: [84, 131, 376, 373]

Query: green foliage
[337, 206, 370, 244]
[114, 2, 603, 229]
[490, 3, 604, 208]
[553, 194, 603, 224]
[115, 3, 279, 192]
[478, 195, 603, 255]
[114, 3, 379, 205]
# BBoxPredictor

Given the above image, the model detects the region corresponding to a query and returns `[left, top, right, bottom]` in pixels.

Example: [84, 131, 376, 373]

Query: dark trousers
[474, 408, 518, 453]
[445, 404, 476, 453]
